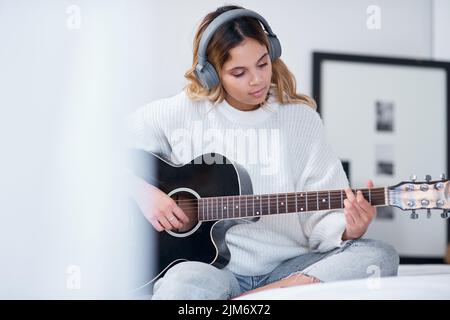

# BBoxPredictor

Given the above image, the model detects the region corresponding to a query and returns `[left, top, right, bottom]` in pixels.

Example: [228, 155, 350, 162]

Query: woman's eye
[232, 63, 267, 77]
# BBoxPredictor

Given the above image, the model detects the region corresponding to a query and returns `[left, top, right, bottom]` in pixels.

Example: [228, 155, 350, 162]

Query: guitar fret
[268, 195, 271, 215]
[277, 193, 280, 213]
[226, 197, 229, 219]
[238, 196, 241, 218]
[253, 195, 255, 216]
[285, 193, 288, 213]
[299, 193, 303, 211]
[369, 188, 372, 204]
[201, 199, 203, 221]
[254, 195, 259, 216]
[279, 194, 284, 212]
[316, 191, 319, 210]
[238, 197, 241, 217]
[260, 195, 262, 215]
[206, 198, 212, 220]
[305, 192, 308, 211]
[210, 198, 213, 220]
[328, 191, 331, 210]
[295, 193, 298, 212]
[245, 195, 248, 217]
[384, 186, 388, 206]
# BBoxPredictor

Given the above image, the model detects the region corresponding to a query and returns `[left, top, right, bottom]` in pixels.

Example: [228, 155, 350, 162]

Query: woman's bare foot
[233, 273, 320, 298]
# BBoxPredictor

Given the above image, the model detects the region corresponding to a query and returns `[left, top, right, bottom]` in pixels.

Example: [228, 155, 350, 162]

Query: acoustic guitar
[129, 149, 449, 284]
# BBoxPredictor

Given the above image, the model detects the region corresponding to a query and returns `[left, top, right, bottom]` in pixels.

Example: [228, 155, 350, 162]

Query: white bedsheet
[236, 264, 450, 300]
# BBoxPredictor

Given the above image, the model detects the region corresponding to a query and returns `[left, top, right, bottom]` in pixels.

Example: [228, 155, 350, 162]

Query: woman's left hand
[342, 180, 377, 240]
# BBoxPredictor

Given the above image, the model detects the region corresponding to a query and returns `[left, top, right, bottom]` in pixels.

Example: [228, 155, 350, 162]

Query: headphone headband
[194, 8, 281, 90]
[197, 8, 277, 69]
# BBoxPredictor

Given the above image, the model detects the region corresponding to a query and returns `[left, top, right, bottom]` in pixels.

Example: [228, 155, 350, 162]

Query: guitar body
[130, 150, 254, 281]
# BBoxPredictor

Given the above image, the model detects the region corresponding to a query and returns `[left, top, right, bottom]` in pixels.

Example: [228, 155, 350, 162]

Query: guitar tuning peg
[410, 209, 418, 220]
[427, 209, 431, 218]
[440, 173, 446, 180]
[441, 210, 449, 219]
[425, 175, 432, 182]
[410, 174, 417, 182]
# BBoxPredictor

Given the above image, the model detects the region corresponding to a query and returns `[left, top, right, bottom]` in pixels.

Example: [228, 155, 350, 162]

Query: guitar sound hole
[171, 191, 199, 233]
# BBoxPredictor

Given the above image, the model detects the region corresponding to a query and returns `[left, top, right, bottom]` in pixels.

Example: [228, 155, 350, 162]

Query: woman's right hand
[132, 176, 190, 232]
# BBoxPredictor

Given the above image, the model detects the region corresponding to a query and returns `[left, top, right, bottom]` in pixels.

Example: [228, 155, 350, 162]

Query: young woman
[127, 5, 399, 299]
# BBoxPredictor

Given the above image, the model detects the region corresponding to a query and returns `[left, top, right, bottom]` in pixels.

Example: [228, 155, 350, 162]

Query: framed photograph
[312, 52, 450, 262]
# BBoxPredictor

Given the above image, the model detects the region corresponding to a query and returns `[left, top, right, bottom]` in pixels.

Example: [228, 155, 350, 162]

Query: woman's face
[219, 37, 272, 111]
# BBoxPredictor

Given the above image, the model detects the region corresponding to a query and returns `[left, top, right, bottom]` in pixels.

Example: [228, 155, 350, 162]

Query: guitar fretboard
[197, 187, 386, 221]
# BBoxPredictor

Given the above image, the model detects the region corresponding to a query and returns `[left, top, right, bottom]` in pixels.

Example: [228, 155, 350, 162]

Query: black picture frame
[312, 52, 450, 263]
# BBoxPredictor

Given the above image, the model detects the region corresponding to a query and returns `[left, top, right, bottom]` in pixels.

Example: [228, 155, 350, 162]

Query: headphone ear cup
[195, 61, 220, 90]
[268, 36, 282, 61]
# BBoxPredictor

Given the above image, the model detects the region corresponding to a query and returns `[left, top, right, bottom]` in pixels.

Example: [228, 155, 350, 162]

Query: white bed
[236, 264, 450, 300]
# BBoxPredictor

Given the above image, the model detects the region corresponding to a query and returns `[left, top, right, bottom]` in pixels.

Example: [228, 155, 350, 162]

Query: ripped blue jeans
[151, 238, 399, 300]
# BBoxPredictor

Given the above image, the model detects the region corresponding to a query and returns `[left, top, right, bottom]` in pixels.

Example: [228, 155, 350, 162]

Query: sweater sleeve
[124, 100, 172, 159]
[297, 110, 350, 253]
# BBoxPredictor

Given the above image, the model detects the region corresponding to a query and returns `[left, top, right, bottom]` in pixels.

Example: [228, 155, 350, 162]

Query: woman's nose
[249, 72, 262, 86]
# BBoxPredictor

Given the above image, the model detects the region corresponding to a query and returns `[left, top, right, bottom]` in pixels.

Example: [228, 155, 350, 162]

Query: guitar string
[176, 199, 420, 222]
[169, 197, 386, 213]
[173, 202, 399, 220]
[168, 195, 389, 213]
[178, 199, 426, 220]
[144, 187, 436, 221]
[181, 198, 392, 221]
[153, 190, 413, 217]
[162, 188, 421, 206]
[169, 192, 388, 206]
[167, 189, 387, 204]
[170, 194, 389, 210]
[170, 195, 409, 219]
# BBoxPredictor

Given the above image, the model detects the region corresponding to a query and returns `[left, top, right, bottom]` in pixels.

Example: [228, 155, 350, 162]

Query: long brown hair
[184, 5, 316, 109]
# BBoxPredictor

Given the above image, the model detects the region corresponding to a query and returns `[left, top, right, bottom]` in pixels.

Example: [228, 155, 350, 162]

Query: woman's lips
[249, 87, 266, 98]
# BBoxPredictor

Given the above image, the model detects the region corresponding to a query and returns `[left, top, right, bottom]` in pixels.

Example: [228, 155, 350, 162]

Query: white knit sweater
[126, 89, 350, 276]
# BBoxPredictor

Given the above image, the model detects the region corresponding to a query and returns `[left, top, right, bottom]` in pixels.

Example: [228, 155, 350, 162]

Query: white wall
[144, 0, 434, 101]
[433, 0, 450, 61]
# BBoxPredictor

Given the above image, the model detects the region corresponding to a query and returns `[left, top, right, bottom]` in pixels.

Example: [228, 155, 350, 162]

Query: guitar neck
[197, 187, 387, 221]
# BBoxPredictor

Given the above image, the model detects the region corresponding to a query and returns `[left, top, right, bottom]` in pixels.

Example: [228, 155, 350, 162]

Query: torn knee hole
[282, 272, 322, 285]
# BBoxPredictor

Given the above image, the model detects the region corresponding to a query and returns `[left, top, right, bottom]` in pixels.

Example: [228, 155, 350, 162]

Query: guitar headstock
[388, 174, 449, 219]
